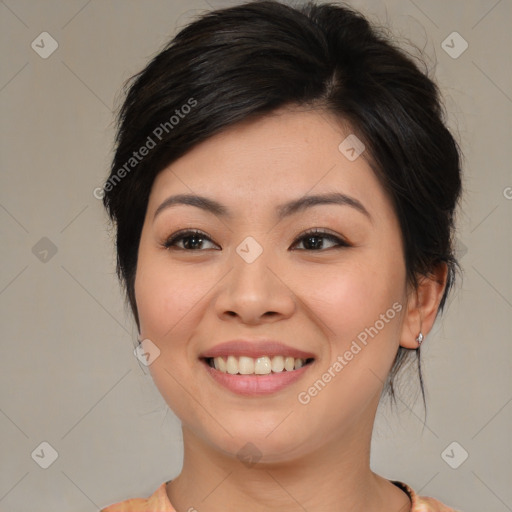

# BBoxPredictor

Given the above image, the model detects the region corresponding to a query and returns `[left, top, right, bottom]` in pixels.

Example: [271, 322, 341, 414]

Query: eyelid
[163, 229, 218, 249]
[295, 227, 347, 241]
[291, 228, 350, 249]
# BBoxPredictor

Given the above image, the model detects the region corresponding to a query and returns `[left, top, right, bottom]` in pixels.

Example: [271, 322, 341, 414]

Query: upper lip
[199, 339, 316, 360]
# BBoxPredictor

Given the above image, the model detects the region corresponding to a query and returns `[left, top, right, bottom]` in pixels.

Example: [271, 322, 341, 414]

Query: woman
[100, 1, 462, 510]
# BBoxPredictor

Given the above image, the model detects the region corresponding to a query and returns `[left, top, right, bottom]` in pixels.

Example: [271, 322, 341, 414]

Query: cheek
[292, 263, 405, 416]
[135, 252, 207, 341]
[296, 259, 402, 346]
[135, 252, 212, 424]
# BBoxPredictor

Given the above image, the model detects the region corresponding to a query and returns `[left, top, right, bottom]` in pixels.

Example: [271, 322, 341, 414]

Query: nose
[213, 244, 296, 325]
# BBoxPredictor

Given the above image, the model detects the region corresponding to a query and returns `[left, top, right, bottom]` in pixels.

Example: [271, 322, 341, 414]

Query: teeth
[226, 355, 238, 375]
[285, 356, 295, 371]
[217, 356, 227, 373]
[271, 355, 284, 372]
[255, 356, 272, 374]
[211, 355, 309, 374]
[238, 356, 254, 375]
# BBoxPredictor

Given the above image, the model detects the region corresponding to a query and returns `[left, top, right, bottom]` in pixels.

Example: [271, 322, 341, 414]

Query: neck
[166, 400, 411, 512]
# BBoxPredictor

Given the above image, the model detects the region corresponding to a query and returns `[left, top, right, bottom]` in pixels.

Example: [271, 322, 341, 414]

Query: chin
[189, 414, 316, 465]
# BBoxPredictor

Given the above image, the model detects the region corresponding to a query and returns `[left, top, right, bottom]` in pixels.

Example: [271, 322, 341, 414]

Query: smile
[200, 356, 315, 396]
[205, 355, 315, 375]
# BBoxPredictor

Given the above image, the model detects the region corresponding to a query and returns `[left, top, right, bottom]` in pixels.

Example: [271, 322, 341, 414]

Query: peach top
[101, 480, 461, 511]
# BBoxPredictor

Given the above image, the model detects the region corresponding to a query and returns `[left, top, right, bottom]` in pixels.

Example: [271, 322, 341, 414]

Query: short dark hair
[102, 0, 463, 411]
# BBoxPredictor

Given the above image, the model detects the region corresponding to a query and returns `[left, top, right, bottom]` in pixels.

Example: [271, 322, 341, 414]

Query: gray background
[1, 0, 511, 510]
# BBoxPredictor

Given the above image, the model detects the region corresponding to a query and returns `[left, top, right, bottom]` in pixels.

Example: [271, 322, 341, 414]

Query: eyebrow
[153, 192, 372, 222]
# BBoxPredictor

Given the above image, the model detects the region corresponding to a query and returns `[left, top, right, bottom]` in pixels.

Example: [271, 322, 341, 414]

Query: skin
[134, 106, 447, 512]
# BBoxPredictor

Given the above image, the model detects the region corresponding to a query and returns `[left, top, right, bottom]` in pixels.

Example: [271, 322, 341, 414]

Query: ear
[399, 262, 448, 349]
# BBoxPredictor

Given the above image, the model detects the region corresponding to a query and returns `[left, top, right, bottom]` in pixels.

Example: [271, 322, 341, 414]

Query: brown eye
[163, 230, 219, 251]
[291, 229, 350, 251]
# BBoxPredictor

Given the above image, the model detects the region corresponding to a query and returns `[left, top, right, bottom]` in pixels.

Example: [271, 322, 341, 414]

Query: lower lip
[202, 359, 314, 396]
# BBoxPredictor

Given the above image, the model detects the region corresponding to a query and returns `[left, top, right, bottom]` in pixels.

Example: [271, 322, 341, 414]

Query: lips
[199, 339, 316, 396]
[199, 339, 316, 360]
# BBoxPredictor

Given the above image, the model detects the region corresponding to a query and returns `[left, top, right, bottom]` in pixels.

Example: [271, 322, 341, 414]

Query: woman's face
[135, 107, 413, 462]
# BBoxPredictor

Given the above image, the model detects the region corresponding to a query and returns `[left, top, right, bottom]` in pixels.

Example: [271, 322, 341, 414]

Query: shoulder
[391, 480, 462, 512]
[100, 481, 175, 512]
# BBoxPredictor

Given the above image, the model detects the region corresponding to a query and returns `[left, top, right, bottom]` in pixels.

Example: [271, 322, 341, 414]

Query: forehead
[148, 107, 390, 220]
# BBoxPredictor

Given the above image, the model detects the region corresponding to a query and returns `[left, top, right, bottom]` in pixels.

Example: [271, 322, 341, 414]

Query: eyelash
[162, 228, 350, 252]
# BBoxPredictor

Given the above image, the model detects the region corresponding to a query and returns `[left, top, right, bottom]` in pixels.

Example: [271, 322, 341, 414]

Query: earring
[416, 332, 424, 346]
